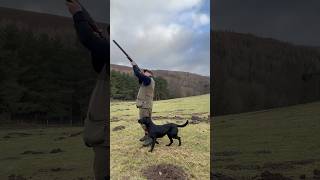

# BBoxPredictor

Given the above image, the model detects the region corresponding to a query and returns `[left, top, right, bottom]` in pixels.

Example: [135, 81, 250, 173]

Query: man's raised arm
[66, 0, 109, 73]
[130, 61, 151, 86]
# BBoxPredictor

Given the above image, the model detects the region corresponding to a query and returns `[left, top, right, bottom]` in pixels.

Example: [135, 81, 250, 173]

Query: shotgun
[112, 40, 134, 62]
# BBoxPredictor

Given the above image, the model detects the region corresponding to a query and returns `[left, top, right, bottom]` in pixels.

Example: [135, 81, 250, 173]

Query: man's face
[144, 71, 152, 77]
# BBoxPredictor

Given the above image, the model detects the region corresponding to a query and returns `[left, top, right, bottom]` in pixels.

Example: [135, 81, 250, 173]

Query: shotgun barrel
[112, 40, 133, 62]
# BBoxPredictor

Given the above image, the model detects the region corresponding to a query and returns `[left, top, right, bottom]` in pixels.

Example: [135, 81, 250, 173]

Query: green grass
[213, 101, 320, 179]
[0, 94, 210, 180]
[0, 127, 93, 180]
[110, 94, 210, 179]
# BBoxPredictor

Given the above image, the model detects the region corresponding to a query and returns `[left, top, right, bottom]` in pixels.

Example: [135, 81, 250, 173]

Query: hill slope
[213, 101, 320, 179]
[212, 31, 320, 115]
[111, 64, 210, 98]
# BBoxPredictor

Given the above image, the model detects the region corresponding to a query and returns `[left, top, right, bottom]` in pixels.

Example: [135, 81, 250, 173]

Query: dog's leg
[149, 138, 156, 152]
[166, 136, 173, 146]
[173, 136, 181, 146]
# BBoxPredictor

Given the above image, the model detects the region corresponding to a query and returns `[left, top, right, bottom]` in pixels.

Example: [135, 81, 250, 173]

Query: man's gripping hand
[66, 0, 82, 15]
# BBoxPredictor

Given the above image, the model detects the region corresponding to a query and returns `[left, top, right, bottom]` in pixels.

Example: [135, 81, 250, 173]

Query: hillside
[212, 31, 320, 115]
[213, 101, 320, 179]
[111, 64, 210, 98]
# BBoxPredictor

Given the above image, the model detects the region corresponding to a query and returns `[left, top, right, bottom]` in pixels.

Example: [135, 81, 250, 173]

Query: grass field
[110, 94, 210, 179]
[0, 126, 93, 180]
[0, 94, 210, 180]
[213, 101, 320, 179]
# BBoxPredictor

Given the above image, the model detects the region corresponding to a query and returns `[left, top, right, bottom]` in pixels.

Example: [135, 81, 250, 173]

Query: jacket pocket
[83, 113, 106, 147]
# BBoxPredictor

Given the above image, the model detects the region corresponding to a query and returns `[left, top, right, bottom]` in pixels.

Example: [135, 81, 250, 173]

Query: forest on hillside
[212, 31, 320, 115]
[111, 70, 170, 100]
[0, 24, 170, 124]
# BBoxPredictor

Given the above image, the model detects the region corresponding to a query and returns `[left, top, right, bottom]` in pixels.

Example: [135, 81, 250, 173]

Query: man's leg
[93, 145, 108, 180]
[138, 108, 149, 141]
[139, 108, 153, 146]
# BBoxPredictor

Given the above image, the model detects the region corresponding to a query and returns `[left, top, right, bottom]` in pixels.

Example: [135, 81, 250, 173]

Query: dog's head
[138, 117, 152, 127]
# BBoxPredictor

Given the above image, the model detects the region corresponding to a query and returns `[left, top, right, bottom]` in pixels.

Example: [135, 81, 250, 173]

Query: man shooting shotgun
[113, 40, 155, 146]
[66, 0, 109, 179]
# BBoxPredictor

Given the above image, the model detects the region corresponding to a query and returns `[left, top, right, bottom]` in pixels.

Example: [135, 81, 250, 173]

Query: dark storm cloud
[0, 0, 109, 23]
[213, 0, 320, 46]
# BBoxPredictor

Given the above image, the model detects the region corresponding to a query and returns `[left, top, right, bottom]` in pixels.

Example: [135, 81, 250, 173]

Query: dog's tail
[177, 120, 188, 128]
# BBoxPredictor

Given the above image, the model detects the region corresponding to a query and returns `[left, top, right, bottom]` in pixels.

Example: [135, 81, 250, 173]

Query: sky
[213, 0, 320, 46]
[0, 0, 210, 76]
[110, 0, 210, 76]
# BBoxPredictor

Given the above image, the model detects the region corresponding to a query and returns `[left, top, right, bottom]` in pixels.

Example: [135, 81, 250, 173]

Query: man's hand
[130, 60, 137, 66]
[66, 0, 82, 15]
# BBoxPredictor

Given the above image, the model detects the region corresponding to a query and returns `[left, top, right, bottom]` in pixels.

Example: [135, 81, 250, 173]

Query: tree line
[111, 70, 170, 100]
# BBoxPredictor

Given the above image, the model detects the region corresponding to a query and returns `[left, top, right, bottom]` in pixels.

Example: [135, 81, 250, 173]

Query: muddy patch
[257, 171, 292, 180]
[3, 132, 33, 139]
[255, 150, 272, 154]
[212, 158, 234, 162]
[51, 167, 73, 172]
[111, 117, 121, 122]
[21, 150, 45, 155]
[211, 173, 236, 180]
[214, 151, 241, 157]
[190, 115, 209, 124]
[54, 136, 66, 141]
[38, 167, 74, 173]
[224, 164, 261, 171]
[50, 148, 64, 154]
[53, 131, 82, 141]
[142, 164, 188, 180]
[113, 125, 126, 131]
[69, 131, 82, 137]
[8, 174, 28, 180]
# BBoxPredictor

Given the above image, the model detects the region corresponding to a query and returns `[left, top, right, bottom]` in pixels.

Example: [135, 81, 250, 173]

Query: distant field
[110, 94, 210, 179]
[213, 101, 320, 179]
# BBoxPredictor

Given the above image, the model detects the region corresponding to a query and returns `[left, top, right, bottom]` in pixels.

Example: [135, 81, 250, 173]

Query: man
[130, 60, 155, 146]
[66, 1, 109, 180]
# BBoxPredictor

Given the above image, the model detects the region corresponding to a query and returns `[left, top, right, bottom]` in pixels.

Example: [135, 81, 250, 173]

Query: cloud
[111, 0, 210, 76]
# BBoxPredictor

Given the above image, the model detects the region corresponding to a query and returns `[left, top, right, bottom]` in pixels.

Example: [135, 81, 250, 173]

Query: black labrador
[138, 117, 189, 152]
